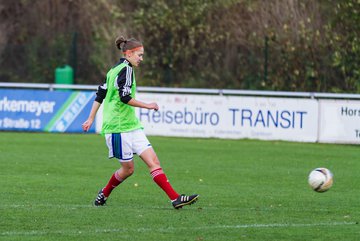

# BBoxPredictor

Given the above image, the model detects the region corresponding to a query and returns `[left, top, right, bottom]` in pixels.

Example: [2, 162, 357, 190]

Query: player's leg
[94, 133, 134, 206]
[139, 147, 179, 200]
[94, 161, 134, 206]
[134, 130, 199, 208]
[140, 147, 199, 208]
[102, 161, 134, 197]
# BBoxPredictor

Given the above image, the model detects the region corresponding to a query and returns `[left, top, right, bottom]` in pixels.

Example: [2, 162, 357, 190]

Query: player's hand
[148, 102, 159, 111]
[82, 119, 93, 132]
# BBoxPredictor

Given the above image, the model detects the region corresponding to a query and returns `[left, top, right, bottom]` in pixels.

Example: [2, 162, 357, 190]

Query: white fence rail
[1, 82, 360, 99]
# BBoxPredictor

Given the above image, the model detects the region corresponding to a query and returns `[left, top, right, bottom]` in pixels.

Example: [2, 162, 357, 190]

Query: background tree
[0, 0, 358, 93]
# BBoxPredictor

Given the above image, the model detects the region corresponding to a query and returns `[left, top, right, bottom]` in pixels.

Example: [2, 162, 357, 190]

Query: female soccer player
[82, 36, 199, 209]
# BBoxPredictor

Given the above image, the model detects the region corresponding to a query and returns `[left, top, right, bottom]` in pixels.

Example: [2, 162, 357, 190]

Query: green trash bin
[55, 65, 74, 85]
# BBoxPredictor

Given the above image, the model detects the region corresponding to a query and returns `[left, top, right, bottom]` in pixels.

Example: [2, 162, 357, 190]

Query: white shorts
[105, 129, 152, 162]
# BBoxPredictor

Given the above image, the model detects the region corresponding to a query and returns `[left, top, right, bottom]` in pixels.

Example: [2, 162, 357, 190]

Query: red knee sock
[150, 168, 179, 200]
[103, 171, 123, 197]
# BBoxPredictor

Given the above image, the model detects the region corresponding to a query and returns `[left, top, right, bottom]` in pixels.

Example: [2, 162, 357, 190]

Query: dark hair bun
[115, 36, 127, 50]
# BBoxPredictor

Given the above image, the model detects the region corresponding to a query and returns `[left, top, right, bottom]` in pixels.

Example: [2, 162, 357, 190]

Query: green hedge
[0, 0, 358, 93]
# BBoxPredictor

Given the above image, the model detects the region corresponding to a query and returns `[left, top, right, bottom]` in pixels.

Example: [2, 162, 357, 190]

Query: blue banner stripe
[49, 92, 94, 132]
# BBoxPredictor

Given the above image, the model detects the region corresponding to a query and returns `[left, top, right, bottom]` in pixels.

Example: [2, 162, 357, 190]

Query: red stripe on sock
[151, 168, 163, 178]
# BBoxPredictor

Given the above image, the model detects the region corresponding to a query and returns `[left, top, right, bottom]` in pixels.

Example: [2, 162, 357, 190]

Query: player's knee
[152, 156, 160, 166]
[121, 165, 135, 177]
[148, 156, 161, 170]
[125, 167, 135, 177]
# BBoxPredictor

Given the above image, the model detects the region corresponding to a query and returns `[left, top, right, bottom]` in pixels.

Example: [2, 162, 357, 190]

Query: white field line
[1, 222, 357, 237]
[0, 204, 342, 212]
[1, 204, 94, 208]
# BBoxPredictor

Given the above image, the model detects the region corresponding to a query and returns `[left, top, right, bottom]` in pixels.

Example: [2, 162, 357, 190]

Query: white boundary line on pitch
[1, 204, 343, 212]
[1, 204, 94, 208]
[1, 222, 357, 237]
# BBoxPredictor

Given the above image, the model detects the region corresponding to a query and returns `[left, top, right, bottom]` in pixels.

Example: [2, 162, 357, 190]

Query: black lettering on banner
[341, 106, 360, 117]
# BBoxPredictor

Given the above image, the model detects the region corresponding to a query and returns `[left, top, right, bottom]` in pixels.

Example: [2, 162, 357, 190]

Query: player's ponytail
[115, 35, 143, 54]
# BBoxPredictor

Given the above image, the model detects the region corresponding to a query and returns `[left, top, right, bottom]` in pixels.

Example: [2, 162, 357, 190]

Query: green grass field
[0, 132, 359, 241]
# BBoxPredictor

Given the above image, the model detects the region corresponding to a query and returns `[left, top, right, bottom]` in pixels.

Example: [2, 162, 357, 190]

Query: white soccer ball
[308, 168, 333, 192]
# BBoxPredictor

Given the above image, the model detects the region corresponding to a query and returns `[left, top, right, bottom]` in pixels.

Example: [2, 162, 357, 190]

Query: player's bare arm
[127, 98, 159, 111]
[82, 101, 101, 132]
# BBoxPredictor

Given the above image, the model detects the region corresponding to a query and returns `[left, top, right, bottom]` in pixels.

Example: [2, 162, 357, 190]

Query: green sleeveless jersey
[101, 62, 142, 134]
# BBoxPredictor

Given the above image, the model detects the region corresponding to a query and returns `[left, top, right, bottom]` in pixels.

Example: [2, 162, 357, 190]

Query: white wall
[318, 99, 360, 144]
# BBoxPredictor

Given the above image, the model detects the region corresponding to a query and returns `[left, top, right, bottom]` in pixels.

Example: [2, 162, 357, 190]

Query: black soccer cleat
[94, 189, 107, 206]
[172, 194, 199, 209]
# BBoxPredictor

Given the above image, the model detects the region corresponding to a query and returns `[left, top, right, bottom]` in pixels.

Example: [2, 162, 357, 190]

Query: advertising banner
[318, 99, 360, 144]
[6, 89, 357, 145]
[135, 93, 318, 142]
[0, 89, 95, 133]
